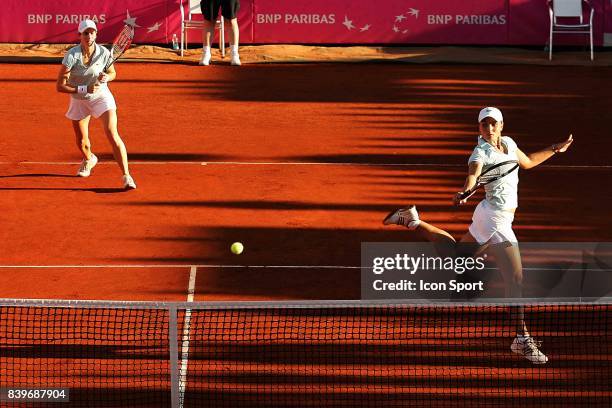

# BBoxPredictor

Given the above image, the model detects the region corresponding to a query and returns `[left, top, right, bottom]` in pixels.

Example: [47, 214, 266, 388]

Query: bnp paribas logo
[391, 8, 419, 35]
[340, 8, 419, 35]
[27, 13, 107, 25]
[26, 9, 163, 36]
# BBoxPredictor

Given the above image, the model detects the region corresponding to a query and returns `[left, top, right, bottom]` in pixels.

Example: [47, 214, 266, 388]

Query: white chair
[180, 0, 225, 57]
[548, 0, 594, 60]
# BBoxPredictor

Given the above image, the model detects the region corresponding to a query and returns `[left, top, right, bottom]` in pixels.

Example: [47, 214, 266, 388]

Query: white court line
[0, 264, 607, 271]
[0, 264, 362, 269]
[178, 266, 197, 408]
[2, 161, 205, 165]
[186, 266, 197, 303]
[2, 161, 611, 169]
[201, 162, 612, 169]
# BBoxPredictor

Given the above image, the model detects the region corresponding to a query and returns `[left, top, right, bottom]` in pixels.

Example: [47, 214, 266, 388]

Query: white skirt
[468, 200, 517, 245]
[66, 88, 116, 121]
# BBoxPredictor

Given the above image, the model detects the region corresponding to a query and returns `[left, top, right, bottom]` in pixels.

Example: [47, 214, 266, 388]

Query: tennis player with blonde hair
[384, 107, 573, 364]
[56, 19, 136, 190]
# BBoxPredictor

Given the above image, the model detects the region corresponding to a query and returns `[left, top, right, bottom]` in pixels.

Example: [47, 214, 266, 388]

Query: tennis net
[1, 299, 610, 407]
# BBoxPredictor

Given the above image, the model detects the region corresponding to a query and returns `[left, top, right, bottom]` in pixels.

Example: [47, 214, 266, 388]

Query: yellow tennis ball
[230, 242, 244, 255]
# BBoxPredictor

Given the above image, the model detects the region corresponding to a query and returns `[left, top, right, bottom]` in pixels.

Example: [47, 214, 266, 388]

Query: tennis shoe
[77, 154, 98, 177]
[199, 52, 211, 66]
[382, 205, 420, 229]
[511, 336, 548, 364]
[122, 175, 137, 190]
[230, 52, 241, 66]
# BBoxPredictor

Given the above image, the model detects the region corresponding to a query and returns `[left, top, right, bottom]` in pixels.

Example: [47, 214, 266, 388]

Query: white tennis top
[62, 44, 111, 100]
[468, 135, 519, 210]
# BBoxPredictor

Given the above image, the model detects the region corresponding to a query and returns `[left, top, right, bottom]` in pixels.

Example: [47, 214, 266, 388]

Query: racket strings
[479, 162, 518, 184]
[112, 30, 133, 54]
[106, 26, 134, 69]
[113, 33, 132, 52]
[458, 161, 518, 201]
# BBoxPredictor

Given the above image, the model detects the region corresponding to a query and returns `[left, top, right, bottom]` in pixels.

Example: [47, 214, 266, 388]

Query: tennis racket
[104, 24, 134, 72]
[457, 160, 519, 201]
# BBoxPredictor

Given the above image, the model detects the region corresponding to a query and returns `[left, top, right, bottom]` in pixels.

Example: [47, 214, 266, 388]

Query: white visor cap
[78, 19, 97, 33]
[478, 107, 503, 123]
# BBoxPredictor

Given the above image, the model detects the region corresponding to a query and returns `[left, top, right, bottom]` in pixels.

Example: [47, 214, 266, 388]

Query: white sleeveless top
[468, 135, 519, 210]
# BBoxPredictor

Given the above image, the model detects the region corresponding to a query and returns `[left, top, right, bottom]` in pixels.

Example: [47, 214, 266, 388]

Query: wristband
[551, 144, 558, 153]
[77, 85, 87, 95]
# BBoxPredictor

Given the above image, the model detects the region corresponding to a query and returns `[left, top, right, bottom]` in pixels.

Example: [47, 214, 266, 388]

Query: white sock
[203, 46, 211, 54]
[231, 45, 239, 54]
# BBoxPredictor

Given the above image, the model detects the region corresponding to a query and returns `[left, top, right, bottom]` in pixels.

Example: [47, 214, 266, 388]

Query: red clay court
[1, 59, 611, 407]
[1, 62, 611, 299]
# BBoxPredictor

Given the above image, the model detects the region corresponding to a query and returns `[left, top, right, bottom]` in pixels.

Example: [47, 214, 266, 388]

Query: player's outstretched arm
[516, 134, 573, 170]
[453, 161, 482, 205]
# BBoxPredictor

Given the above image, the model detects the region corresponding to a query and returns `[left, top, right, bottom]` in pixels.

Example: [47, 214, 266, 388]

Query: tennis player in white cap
[383, 107, 573, 364]
[56, 19, 136, 190]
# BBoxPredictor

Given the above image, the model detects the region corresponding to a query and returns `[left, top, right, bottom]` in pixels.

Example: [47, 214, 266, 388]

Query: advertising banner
[0, 0, 608, 46]
[2, 0, 174, 43]
[0, 0, 252, 46]
[252, 0, 509, 44]
[605, 0, 612, 45]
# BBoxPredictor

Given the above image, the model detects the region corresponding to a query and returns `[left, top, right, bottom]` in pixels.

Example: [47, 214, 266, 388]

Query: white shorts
[66, 89, 116, 121]
[468, 200, 517, 245]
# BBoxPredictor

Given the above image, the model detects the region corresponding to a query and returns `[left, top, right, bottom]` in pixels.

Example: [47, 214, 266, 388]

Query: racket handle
[457, 189, 475, 200]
